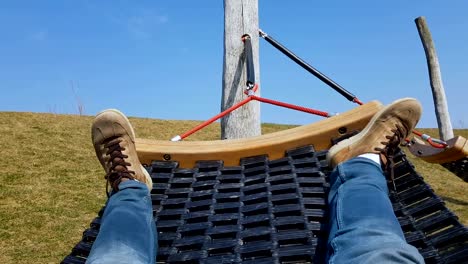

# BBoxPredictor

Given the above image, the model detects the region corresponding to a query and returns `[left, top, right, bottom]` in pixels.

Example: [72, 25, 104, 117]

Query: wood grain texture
[415, 16, 454, 140]
[136, 101, 383, 168]
[221, 0, 261, 139]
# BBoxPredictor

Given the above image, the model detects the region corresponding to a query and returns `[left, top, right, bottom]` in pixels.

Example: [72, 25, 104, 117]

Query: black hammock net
[62, 144, 467, 264]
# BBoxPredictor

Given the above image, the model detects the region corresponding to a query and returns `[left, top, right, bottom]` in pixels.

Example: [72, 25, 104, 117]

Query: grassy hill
[0, 111, 466, 264]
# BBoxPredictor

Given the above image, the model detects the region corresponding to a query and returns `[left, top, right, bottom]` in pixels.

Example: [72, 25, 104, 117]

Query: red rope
[176, 85, 449, 148]
[250, 95, 329, 117]
[411, 129, 447, 148]
[177, 92, 450, 150]
[179, 96, 253, 140]
[175, 85, 331, 140]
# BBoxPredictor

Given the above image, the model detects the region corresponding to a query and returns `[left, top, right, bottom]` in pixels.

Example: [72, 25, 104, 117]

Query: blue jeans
[86, 158, 424, 263]
[326, 157, 424, 263]
[86, 180, 157, 264]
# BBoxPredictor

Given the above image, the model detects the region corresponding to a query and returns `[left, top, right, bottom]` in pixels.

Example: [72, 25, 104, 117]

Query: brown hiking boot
[91, 109, 153, 195]
[327, 98, 422, 170]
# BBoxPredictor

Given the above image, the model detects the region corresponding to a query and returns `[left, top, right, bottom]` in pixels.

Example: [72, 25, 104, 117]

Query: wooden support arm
[136, 101, 383, 168]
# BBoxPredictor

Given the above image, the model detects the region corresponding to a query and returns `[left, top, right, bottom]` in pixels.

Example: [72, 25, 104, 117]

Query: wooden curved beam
[136, 101, 383, 168]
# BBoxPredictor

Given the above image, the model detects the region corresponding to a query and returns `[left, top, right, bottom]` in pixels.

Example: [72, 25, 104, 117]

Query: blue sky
[1, 1, 467, 129]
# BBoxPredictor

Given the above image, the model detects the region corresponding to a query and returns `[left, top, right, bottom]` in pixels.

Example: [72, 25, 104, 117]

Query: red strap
[176, 90, 331, 140]
[176, 88, 449, 150]
[179, 96, 254, 140]
[250, 95, 329, 117]
[411, 130, 447, 148]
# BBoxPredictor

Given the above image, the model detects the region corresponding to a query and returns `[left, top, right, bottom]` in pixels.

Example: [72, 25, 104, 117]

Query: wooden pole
[221, 0, 261, 139]
[415, 16, 454, 140]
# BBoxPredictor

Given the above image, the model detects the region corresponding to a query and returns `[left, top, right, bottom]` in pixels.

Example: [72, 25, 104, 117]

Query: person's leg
[86, 181, 157, 264]
[86, 109, 157, 264]
[326, 157, 423, 263]
[326, 98, 425, 263]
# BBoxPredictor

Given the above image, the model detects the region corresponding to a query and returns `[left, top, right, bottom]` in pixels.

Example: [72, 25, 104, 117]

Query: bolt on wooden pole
[415, 16, 454, 140]
[221, 0, 261, 139]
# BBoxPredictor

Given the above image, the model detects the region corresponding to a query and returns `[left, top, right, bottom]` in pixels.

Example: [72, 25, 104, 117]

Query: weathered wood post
[221, 0, 261, 139]
[415, 16, 454, 140]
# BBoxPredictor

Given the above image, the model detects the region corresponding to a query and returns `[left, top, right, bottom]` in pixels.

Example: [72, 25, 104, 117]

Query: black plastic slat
[442, 157, 468, 182]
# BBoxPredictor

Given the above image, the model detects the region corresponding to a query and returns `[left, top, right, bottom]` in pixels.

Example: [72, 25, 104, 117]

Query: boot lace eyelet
[374, 124, 406, 191]
[103, 137, 135, 196]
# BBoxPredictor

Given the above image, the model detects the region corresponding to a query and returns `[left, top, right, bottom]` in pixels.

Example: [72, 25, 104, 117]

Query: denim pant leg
[326, 157, 424, 264]
[86, 180, 157, 264]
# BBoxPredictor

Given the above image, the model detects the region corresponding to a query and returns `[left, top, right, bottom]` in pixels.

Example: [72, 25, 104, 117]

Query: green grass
[0, 112, 466, 263]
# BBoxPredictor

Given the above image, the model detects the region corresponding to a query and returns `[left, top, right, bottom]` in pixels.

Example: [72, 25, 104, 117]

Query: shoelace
[374, 123, 406, 191]
[104, 137, 135, 196]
